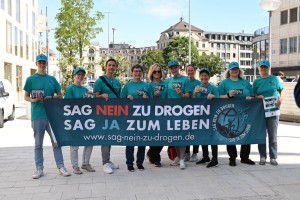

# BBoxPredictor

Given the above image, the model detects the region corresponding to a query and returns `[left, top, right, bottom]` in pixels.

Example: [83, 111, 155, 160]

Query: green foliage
[55, 0, 103, 92]
[138, 50, 165, 72]
[198, 53, 224, 76]
[162, 36, 200, 68]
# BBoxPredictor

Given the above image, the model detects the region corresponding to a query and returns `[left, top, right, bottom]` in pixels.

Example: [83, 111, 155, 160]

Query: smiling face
[259, 66, 269, 77]
[132, 67, 142, 81]
[229, 68, 240, 78]
[186, 66, 196, 79]
[169, 65, 180, 76]
[152, 66, 162, 80]
[106, 60, 117, 76]
[199, 71, 210, 84]
[36, 61, 47, 74]
[74, 71, 85, 85]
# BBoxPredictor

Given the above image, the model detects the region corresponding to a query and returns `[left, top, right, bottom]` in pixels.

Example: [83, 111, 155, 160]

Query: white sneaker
[170, 157, 180, 166]
[103, 163, 113, 174]
[190, 153, 198, 162]
[59, 167, 71, 177]
[259, 158, 266, 165]
[180, 159, 186, 170]
[32, 169, 44, 179]
[109, 162, 119, 169]
[270, 159, 278, 166]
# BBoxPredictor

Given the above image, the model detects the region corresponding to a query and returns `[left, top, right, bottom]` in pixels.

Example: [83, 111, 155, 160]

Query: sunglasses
[153, 70, 161, 74]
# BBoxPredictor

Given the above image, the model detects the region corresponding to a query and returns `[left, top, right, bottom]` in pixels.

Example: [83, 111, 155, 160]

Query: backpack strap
[99, 76, 120, 98]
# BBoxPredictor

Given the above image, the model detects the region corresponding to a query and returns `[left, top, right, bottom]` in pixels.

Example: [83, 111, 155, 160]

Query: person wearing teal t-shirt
[23, 54, 70, 179]
[194, 68, 219, 168]
[65, 67, 95, 175]
[218, 61, 255, 167]
[93, 58, 121, 174]
[166, 60, 190, 170]
[146, 64, 167, 167]
[253, 60, 284, 166]
[184, 65, 201, 162]
[121, 64, 152, 172]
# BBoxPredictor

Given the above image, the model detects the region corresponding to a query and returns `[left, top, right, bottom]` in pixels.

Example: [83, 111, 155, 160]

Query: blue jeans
[70, 146, 93, 168]
[258, 115, 279, 159]
[125, 146, 145, 166]
[32, 119, 65, 170]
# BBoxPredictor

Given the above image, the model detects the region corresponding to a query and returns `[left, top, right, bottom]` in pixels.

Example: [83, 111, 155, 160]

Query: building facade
[0, 0, 39, 101]
[157, 18, 254, 73]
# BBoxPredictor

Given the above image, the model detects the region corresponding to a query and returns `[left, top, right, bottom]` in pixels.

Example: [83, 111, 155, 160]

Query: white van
[0, 79, 16, 128]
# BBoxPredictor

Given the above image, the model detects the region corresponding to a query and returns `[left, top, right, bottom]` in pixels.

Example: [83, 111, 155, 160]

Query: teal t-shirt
[195, 83, 220, 98]
[148, 81, 167, 99]
[186, 79, 201, 97]
[121, 81, 152, 99]
[253, 75, 283, 112]
[166, 75, 189, 98]
[93, 75, 121, 98]
[218, 78, 254, 98]
[64, 84, 88, 99]
[23, 73, 61, 120]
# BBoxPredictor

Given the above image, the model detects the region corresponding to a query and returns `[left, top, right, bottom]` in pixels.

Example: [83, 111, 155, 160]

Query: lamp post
[112, 28, 116, 57]
[103, 11, 112, 57]
[224, 33, 227, 70]
[188, 0, 191, 65]
[259, 0, 281, 74]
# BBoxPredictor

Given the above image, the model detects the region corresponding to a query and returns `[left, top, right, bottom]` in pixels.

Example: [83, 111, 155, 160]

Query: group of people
[24, 54, 284, 179]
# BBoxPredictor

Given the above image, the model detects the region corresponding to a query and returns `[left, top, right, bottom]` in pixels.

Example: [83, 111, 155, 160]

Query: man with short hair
[24, 54, 70, 179]
[93, 58, 121, 174]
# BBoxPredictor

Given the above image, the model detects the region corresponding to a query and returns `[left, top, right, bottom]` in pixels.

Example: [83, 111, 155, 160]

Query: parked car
[0, 79, 16, 128]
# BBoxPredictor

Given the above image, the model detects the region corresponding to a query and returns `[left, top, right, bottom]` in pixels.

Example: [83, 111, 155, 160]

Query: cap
[228, 62, 239, 70]
[36, 54, 48, 62]
[167, 60, 180, 68]
[73, 67, 86, 75]
[199, 67, 210, 75]
[258, 60, 270, 68]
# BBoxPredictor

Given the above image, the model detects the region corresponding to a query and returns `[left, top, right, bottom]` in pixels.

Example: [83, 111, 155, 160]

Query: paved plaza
[0, 103, 300, 200]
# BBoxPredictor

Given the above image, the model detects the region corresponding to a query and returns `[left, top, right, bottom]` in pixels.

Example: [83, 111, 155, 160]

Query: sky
[38, 0, 269, 53]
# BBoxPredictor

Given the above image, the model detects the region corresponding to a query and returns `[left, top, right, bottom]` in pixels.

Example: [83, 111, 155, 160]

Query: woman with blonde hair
[218, 61, 255, 167]
[146, 63, 167, 167]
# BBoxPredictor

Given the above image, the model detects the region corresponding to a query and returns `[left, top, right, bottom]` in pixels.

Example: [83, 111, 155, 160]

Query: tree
[198, 53, 224, 76]
[138, 50, 165, 72]
[163, 36, 200, 68]
[55, 0, 104, 91]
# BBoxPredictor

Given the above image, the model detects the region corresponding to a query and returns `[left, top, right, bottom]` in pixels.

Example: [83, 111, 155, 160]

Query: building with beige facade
[0, 0, 39, 101]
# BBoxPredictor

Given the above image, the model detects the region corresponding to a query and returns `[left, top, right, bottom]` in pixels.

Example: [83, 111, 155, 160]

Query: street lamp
[112, 28, 116, 57]
[188, 0, 191, 65]
[103, 11, 112, 57]
[259, 0, 281, 74]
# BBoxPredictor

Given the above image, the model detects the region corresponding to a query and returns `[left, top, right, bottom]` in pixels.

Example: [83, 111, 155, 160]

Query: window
[26, 35, 29, 59]
[196, 42, 199, 47]
[281, 10, 288, 25]
[4, 63, 12, 83]
[233, 53, 236, 58]
[7, 0, 11, 15]
[217, 43, 220, 50]
[1, 0, 4, 10]
[6, 20, 12, 54]
[280, 38, 287, 54]
[202, 44, 205, 48]
[217, 52, 220, 57]
[89, 48, 95, 54]
[211, 43, 214, 47]
[14, 26, 18, 56]
[32, 11, 35, 34]
[290, 7, 297, 23]
[289, 37, 297, 53]
[16, 65, 22, 100]
[16, 0, 20, 23]
[20, 30, 23, 57]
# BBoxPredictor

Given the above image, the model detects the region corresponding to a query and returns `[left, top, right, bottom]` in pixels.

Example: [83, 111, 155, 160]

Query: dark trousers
[202, 145, 218, 160]
[147, 146, 164, 163]
[185, 145, 199, 154]
[227, 144, 251, 160]
[126, 146, 146, 166]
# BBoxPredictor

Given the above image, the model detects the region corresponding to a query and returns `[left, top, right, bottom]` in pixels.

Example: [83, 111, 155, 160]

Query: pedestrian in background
[146, 63, 167, 167]
[218, 61, 255, 167]
[184, 65, 201, 162]
[94, 58, 121, 174]
[253, 60, 284, 166]
[194, 67, 219, 168]
[23, 54, 70, 179]
[121, 64, 152, 172]
[294, 75, 300, 108]
[64, 67, 95, 174]
[166, 60, 190, 169]
[276, 71, 284, 83]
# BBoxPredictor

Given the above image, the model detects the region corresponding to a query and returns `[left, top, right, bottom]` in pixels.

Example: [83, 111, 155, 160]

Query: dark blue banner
[44, 98, 266, 146]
